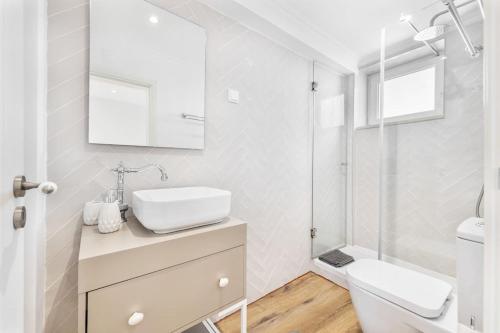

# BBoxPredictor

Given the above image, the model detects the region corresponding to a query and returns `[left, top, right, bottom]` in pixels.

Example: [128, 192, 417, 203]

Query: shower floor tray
[313, 245, 456, 289]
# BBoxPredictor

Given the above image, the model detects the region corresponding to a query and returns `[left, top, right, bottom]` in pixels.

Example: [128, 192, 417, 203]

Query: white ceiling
[267, 0, 481, 61]
[201, 0, 482, 72]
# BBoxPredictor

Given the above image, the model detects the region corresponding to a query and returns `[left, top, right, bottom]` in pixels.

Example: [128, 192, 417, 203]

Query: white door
[1, 1, 47, 332]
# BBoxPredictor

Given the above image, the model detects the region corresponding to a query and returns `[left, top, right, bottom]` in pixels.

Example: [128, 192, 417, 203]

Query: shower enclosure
[313, 0, 484, 279]
[362, 0, 485, 275]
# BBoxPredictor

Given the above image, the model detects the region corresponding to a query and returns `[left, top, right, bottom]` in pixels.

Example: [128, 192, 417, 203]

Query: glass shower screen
[376, 2, 483, 274]
[311, 62, 348, 257]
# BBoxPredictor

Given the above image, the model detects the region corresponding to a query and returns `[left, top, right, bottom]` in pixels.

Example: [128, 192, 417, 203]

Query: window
[367, 57, 444, 126]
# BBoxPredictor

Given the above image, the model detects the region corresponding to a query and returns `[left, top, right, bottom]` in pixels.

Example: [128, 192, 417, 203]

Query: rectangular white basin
[132, 187, 231, 234]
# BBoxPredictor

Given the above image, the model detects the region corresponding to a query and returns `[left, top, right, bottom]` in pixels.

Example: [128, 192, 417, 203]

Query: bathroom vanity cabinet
[78, 217, 246, 333]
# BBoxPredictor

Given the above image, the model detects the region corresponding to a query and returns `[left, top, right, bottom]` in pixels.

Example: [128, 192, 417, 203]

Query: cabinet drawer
[87, 246, 245, 333]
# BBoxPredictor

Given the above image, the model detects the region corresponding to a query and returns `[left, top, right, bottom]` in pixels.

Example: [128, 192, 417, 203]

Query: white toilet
[347, 259, 454, 333]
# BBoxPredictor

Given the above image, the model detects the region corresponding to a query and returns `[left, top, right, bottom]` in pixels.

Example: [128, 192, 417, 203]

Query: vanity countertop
[78, 217, 247, 293]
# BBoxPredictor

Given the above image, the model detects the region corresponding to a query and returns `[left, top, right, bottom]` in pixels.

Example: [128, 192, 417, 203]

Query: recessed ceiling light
[149, 15, 159, 24]
[111, 89, 117, 94]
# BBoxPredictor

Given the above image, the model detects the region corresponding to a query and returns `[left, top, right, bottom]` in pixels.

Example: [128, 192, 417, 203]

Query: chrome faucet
[111, 161, 168, 221]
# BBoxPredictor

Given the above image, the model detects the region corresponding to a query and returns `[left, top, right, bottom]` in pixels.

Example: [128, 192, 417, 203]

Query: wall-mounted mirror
[89, 0, 206, 149]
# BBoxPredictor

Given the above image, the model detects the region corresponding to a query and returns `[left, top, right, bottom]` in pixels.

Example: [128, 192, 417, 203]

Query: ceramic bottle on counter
[97, 190, 122, 234]
[83, 201, 103, 226]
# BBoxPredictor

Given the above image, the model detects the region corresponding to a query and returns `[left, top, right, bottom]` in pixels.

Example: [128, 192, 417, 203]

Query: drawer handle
[219, 277, 229, 288]
[128, 312, 144, 326]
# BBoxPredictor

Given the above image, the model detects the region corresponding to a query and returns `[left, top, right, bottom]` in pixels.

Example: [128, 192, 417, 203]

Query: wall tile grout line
[48, 71, 88, 92]
[48, 2, 89, 20]
[48, 94, 88, 115]
[48, 48, 89, 69]
[48, 25, 89, 45]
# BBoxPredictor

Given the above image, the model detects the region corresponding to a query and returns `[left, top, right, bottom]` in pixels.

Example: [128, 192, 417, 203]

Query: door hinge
[470, 315, 476, 330]
[311, 81, 318, 92]
[310, 227, 317, 239]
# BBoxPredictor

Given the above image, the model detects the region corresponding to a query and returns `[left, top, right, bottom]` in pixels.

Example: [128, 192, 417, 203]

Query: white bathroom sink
[132, 187, 231, 234]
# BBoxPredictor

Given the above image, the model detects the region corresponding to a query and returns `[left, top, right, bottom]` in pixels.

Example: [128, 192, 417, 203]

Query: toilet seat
[347, 259, 452, 318]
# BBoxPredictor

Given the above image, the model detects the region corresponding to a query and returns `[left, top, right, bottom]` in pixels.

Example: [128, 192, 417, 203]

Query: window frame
[367, 56, 445, 126]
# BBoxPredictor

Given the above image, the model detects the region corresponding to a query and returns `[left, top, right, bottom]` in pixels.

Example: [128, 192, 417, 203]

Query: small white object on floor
[83, 201, 103, 225]
[97, 202, 122, 233]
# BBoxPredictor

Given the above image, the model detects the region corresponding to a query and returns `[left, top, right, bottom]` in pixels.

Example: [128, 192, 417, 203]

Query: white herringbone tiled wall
[353, 22, 484, 276]
[46, 0, 313, 331]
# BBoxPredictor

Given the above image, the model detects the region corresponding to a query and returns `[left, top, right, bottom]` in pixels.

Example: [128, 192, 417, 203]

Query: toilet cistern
[111, 161, 168, 221]
[457, 217, 484, 331]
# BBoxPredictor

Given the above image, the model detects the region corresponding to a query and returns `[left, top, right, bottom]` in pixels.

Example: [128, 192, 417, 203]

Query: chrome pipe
[442, 0, 480, 57]
[359, 44, 445, 71]
[404, 20, 440, 56]
[476, 184, 484, 218]
[430, 0, 476, 26]
[475, 0, 485, 19]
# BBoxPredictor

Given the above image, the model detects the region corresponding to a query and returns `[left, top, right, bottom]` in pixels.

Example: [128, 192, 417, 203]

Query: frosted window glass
[383, 67, 436, 118]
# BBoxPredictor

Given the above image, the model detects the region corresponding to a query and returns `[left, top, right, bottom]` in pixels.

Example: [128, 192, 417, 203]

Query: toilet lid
[346, 259, 452, 318]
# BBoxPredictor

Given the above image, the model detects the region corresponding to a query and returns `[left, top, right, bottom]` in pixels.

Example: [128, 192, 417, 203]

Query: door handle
[13, 175, 58, 197]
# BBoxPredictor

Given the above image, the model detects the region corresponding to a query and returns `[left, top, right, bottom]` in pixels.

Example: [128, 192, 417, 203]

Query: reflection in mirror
[89, 0, 206, 149]
[90, 74, 152, 146]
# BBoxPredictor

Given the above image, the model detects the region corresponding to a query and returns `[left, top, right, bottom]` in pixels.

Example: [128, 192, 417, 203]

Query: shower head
[400, 13, 440, 56]
[414, 24, 446, 42]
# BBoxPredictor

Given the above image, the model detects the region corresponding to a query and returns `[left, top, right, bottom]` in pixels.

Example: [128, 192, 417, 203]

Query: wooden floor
[216, 272, 362, 333]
